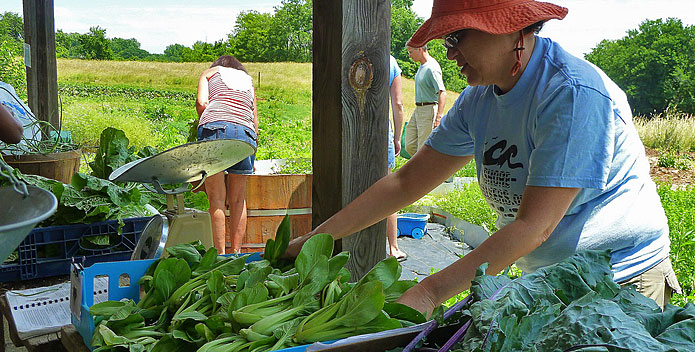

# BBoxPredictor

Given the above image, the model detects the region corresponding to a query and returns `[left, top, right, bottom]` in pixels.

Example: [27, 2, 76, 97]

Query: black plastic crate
[0, 217, 150, 282]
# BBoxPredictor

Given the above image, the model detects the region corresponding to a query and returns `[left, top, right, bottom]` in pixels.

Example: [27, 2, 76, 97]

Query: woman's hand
[395, 282, 439, 319]
[282, 232, 313, 259]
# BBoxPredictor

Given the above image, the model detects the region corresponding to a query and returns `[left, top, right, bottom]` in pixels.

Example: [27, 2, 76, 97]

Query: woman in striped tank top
[196, 55, 259, 254]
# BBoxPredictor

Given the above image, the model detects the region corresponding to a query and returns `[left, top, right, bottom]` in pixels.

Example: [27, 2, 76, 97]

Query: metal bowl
[0, 185, 57, 262]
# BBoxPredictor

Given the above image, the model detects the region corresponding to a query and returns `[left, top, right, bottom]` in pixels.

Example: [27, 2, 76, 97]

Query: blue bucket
[397, 213, 429, 239]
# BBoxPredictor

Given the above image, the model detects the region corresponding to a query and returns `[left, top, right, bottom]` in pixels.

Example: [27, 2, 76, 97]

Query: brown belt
[415, 102, 437, 106]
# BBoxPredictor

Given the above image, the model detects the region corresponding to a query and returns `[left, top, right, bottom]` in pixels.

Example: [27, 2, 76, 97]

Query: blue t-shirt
[426, 36, 669, 282]
[389, 55, 401, 86]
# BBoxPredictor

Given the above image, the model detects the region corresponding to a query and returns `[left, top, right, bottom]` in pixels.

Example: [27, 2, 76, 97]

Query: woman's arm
[434, 90, 446, 128]
[390, 74, 404, 156]
[397, 184, 580, 315]
[285, 146, 473, 256]
[253, 95, 259, 136]
[0, 104, 23, 144]
[195, 68, 215, 118]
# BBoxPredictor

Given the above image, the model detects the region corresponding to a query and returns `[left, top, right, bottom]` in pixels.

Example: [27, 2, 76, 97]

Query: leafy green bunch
[428, 250, 695, 351]
[89, 216, 427, 352]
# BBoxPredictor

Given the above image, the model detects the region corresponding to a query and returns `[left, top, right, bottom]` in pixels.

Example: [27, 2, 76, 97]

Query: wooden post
[313, 0, 391, 280]
[23, 0, 60, 129]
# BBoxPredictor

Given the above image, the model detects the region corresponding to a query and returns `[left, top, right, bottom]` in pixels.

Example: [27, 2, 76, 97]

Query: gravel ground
[398, 223, 471, 281]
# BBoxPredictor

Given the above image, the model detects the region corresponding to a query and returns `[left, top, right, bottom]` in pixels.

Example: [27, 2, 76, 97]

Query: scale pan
[0, 186, 57, 263]
[109, 139, 255, 184]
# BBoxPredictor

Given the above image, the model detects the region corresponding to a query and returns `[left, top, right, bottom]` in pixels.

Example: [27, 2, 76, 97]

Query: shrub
[0, 39, 26, 101]
[657, 184, 695, 305]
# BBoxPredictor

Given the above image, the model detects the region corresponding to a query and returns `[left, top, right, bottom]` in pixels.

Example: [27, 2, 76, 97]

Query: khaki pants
[619, 257, 682, 309]
[405, 104, 438, 156]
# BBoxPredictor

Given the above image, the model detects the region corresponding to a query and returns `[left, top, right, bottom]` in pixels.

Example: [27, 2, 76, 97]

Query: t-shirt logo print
[483, 139, 524, 169]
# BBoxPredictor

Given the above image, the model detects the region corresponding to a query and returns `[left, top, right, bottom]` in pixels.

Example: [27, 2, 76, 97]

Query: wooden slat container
[3, 150, 80, 184]
[225, 174, 312, 253]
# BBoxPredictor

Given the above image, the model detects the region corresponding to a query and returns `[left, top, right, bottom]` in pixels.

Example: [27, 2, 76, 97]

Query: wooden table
[0, 295, 65, 352]
[59, 325, 90, 352]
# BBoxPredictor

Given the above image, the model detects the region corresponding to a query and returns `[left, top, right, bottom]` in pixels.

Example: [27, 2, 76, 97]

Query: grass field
[635, 108, 695, 152]
[57, 58, 458, 165]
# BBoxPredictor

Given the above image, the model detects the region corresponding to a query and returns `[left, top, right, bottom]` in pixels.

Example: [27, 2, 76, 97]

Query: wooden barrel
[225, 174, 312, 253]
[3, 150, 81, 184]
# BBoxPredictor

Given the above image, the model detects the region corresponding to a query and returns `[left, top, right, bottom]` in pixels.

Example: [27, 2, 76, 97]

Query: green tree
[0, 39, 26, 100]
[268, 0, 312, 62]
[55, 30, 83, 58]
[390, 0, 422, 65]
[390, 0, 466, 92]
[586, 18, 695, 115]
[163, 43, 188, 62]
[110, 37, 149, 61]
[0, 12, 23, 55]
[229, 11, 273, 62]
[428, 40, 467, 92]
[78, 26, 113, 60]
[181, 41, 219, 62]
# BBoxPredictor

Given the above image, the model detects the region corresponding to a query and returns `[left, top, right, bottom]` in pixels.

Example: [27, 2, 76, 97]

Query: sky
[4, 0, 695, 58]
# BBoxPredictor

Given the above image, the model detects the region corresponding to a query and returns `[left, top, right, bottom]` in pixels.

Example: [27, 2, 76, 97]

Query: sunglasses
[443, 30, 465, 49]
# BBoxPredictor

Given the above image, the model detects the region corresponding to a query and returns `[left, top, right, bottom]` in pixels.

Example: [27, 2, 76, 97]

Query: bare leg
[205, 172, 226, 254]
[386, 168, 407, 259]
[227, 173, 248, 253]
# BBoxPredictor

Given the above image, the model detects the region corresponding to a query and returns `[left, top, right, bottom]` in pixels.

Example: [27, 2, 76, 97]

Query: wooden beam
[313, 0, 391, 280]
[23, 0, 59, 129]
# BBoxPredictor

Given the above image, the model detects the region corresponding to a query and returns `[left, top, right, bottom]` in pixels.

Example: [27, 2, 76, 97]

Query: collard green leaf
[655, 318, 695, 350]
[534, 293, 670, 352]
[89, 127, 138, 180]
[470, 262, 512, 301]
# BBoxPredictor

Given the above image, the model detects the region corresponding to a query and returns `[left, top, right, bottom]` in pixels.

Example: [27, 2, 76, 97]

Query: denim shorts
[197, 121, 257, 174]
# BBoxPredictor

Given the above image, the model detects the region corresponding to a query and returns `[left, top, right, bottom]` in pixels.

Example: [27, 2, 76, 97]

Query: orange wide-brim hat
[407, 0, 568, 48]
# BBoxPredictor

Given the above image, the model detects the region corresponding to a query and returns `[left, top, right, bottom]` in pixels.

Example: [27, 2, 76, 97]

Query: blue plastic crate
[72, 253, 339, 351]
[0, 217, 149, 282]
[397, 213, 430, 239]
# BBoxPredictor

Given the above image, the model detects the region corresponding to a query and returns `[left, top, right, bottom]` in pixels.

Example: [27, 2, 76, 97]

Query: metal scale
[0, 157, 58, 263]
[108, 139, 255, 260]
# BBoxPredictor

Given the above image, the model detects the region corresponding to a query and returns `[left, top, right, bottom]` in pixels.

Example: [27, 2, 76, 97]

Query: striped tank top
[198, 67, 255, 131]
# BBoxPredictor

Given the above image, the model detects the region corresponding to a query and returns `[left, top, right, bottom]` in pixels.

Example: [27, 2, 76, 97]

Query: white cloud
[53, 6, 249, 53]
[8, 0, 695, 57]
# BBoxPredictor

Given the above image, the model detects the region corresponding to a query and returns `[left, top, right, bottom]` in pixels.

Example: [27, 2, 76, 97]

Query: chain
[0, 154, 28, 197]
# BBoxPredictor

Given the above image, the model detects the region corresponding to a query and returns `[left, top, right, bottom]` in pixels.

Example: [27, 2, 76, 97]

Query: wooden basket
[3, 150, 81, 184]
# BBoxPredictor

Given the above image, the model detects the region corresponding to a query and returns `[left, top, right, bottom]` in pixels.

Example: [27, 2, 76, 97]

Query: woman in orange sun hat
[286, 0, 679, 314]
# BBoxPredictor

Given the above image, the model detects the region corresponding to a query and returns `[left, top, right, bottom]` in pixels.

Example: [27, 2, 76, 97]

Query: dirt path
[645, 147, 695, 186]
